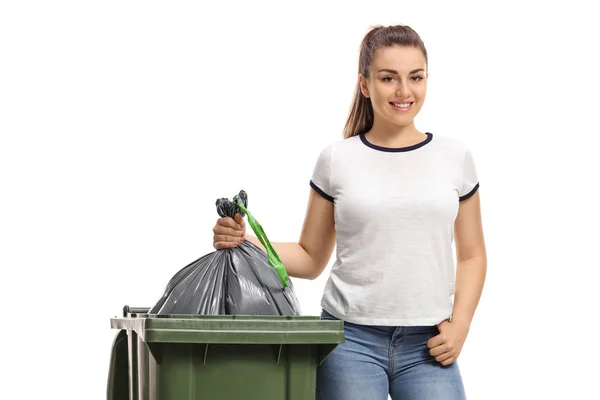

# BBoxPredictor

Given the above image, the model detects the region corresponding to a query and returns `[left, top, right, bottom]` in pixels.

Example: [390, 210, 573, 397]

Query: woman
[212, 24, 487, 400]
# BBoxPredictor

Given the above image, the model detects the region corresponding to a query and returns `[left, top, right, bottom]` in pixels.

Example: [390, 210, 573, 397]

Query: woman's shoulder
[431, 132, 471, 153]
[315, 135, 361, 155]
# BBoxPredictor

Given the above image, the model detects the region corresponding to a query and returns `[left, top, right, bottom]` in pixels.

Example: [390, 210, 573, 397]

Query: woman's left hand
[427, 320, 470, 366]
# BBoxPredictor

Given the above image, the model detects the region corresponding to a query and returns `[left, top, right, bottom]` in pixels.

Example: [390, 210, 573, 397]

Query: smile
[389, 102, 414, 112]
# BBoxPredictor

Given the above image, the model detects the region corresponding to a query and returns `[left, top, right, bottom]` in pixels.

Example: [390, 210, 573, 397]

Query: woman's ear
[359, 74, 370, 99]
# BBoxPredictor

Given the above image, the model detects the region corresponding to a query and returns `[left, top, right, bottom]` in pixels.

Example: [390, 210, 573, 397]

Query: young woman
[212, 24, 487, 400]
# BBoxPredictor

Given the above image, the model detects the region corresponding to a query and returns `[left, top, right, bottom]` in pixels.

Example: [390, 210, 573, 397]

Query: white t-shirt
[310, 132, 479, 326]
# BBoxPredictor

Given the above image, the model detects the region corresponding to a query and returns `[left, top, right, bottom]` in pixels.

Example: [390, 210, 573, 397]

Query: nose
[395, 79, 410, 98]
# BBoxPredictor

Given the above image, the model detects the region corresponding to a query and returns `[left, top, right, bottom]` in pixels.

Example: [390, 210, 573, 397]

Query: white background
[1, 1, 599, 399]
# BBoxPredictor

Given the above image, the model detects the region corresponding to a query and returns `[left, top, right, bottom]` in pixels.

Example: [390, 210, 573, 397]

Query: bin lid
[111, 310, 344, 345]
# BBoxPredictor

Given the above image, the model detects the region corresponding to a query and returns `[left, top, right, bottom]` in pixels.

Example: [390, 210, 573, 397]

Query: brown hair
[342, 25, 429, 139]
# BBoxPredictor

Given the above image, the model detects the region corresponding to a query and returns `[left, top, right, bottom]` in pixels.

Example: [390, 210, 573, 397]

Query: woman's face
[359, 45, 428, 128]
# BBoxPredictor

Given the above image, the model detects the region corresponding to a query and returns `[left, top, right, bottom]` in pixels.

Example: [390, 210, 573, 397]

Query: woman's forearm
[451, 255, 487, 327]
[244, 234, 321, 280]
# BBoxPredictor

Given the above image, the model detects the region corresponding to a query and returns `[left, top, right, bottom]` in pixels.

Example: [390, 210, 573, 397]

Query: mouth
[389, 102, 414, 112]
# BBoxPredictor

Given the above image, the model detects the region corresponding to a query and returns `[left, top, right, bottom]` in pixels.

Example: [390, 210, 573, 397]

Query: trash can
[107, 305, 345, 400]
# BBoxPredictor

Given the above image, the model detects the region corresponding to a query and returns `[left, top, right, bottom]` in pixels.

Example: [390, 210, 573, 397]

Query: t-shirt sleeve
[459, 145, 480, 201]
[309, 144, 334, 202]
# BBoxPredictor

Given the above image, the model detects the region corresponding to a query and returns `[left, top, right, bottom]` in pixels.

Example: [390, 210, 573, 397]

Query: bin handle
[123, 305, 151, 316]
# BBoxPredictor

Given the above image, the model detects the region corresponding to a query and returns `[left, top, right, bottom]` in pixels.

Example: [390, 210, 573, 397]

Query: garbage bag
[149, 190, 301, 316]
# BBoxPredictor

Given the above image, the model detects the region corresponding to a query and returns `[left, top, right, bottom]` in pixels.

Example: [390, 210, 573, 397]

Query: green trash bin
[108, 305, 345, 400]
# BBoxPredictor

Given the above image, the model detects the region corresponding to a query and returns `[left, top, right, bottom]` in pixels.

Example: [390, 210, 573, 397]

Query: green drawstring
[236, 203, 289, 288]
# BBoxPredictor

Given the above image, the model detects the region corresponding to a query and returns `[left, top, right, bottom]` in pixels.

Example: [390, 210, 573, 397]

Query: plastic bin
[107, 306, 345, 400]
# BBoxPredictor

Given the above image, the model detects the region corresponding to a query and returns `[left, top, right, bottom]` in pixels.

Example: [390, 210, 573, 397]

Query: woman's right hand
[213, 213, 246, 249]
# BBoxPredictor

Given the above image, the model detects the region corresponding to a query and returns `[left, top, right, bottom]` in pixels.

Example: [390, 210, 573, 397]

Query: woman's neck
[364, 120, 425, 148]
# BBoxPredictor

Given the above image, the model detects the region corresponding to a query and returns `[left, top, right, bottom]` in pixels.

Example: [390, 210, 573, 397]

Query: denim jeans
[316, 309, 466, 400]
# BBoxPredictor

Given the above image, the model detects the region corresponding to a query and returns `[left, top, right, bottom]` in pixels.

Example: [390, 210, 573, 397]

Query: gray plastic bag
[149, 190, 301, 316]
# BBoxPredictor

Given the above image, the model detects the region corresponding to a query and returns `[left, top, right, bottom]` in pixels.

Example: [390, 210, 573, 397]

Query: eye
[382, 76, 396, 82]
[411, 75, 424, 82]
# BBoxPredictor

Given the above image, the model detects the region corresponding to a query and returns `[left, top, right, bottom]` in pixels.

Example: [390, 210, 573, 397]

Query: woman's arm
[244, 189, 336, 280]
[451, 190, 487, 327]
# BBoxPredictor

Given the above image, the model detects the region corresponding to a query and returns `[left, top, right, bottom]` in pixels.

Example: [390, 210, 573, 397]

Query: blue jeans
[316, 309, 466, 400]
